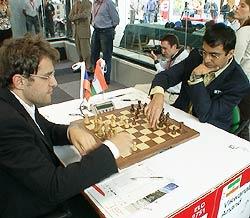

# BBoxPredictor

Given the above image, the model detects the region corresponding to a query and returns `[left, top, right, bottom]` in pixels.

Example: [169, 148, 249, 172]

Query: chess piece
[119, 115, 125, 126]
[171, 126, 176, 135]
[130, 104, 135, 113]
[83, 114, 90, 125]
[131, 142, 137, 151]
[97, 126, 104, 138]
[111, 115, 116, 127]
[124, 119, 130, 128]
[158, 120, 164, 128]
[132, 118, 136, 125]
[177, 122, 184, 133]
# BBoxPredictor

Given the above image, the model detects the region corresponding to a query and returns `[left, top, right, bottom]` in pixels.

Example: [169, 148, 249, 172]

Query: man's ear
[228, 49, 234, 59]
[12, 74, 25, 89]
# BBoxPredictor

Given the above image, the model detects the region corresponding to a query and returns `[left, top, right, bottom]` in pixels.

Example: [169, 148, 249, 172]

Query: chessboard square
[116, 126, 124, 133]
[140, 129, 152, 135]
[135, 125, 145, 131]
[161, 133, 172, 141]
[137, 143, 150, 150]
[152, 137, 165, 144]
[137, 119, 147, 125]
[168, 132, 180, 138]
[121, 151, 132, 158]
[129, 134, 136, 140]
[169, 124, 179, 130]
[120, 110, 130, 115]
[105, 114, 114, 119]
[85, 123, 94, 130]
[133, 132, 144, 138]
[154, 130, 166, 136]
[126, 128, 137, 134]
[138, 135, 151, 142]
[141, 123, 150, 129]
[147, 133, 159, 138]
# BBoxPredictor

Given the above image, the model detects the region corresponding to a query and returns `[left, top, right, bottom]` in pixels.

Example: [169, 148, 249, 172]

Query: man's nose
[50, 76, 58, 88]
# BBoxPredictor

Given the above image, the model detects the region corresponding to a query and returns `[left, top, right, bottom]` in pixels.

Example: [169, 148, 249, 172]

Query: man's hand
[144, 93, 164, 129]
[149, 50, 158, 61]
[67, 120, 98, 155]
[109, 132, 133, 157]
[192, 63, 220, 76]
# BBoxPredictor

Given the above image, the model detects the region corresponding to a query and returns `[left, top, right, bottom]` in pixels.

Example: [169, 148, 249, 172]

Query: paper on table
[85, 163, 178, 218]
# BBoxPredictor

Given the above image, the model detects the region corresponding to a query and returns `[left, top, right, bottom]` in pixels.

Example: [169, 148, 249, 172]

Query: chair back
[230, 106, 240, 133]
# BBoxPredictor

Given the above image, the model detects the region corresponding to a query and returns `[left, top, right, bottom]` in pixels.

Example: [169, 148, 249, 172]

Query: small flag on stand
[79, 59, 108, 101]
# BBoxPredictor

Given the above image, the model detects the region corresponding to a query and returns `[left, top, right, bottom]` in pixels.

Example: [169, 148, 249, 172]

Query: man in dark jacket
[145, 23, 250, 131]
[0, 35, 132, 218]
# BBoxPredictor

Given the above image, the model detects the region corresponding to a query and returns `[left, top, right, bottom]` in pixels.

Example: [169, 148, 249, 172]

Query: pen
[130, 176, 164, 180]
[107, 93, 126, 99]
[92, 184, 105, 196]
[121, 99, 139, 101]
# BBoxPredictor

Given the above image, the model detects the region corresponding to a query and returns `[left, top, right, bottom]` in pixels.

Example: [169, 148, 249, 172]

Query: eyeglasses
[30, 71, 55, 80]
[199, 49, 224, 59]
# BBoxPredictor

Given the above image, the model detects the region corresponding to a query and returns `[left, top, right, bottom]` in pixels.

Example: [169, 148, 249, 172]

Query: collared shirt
[23, 0, 39, 17]
[10, 90, 44, 134]
[150, 57, 234, 96]
[92, 0, 119, 28]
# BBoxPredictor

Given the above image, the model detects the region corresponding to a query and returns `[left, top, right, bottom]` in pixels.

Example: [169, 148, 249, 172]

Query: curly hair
[0, 34, 59, 88]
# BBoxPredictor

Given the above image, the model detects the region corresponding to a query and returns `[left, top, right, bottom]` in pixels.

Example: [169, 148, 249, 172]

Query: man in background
[44, 0, 55, 38]
[91, 0, 119, 84]
[69, 0, 92, 68]
[136, 34, 189, 105]
[23, 0, 40, 33]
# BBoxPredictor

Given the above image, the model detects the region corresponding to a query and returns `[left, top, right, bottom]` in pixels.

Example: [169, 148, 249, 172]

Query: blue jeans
[91, 27, 115, 84]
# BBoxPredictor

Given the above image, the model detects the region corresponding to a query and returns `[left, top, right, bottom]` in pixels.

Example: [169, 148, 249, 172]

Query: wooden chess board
[83, 105, 199, 169]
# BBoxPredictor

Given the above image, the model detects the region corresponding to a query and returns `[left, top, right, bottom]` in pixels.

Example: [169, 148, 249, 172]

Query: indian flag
[90, 58, 108, 95]
[225, 176, 242, 197]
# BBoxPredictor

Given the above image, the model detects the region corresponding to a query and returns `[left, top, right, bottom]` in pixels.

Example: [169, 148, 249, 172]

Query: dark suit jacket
[151, 49, 250, 131]
[0, 88, 118, 218]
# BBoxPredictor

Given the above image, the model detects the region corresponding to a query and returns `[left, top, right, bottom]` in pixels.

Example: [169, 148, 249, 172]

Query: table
[119, 24, 203, 50]
[39, 88, 250, 218]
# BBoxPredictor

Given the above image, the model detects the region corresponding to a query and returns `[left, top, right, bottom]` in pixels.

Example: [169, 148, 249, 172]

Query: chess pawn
[131, 141, 137, 151]
[83, 114, 90, 125]
[111, 115, 116, 128]
[171, 126, 177, 135]
[97, 126, 104, 138]
[124, 119, 130, 129]
[119, 115, 125, 126]
[130, 104, 135, 113]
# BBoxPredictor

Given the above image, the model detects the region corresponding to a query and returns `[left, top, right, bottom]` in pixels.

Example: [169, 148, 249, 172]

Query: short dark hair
[0, 34, 59, 88]
[160, 34, 180, 48]
[203, 23, 236, 54]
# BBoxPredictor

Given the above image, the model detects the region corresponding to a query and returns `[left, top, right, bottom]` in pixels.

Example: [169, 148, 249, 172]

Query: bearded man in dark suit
[0, 35, 132, 218]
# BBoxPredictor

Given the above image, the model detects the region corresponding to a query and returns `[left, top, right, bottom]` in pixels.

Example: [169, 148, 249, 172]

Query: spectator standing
[23, 0, 40, 33]
[91, 0, 119, 84]
[220, 0, 231, 23]
[129, 0, 137, 24]
[234, 0, 250, 141]
[44, 0, 55, 38]
[0, 0, 12, 46]
[204, 0, 211, 19]
[210, 0, 218, 21]
[69, 0, 92, 68]
[146, 0, 157, 23]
